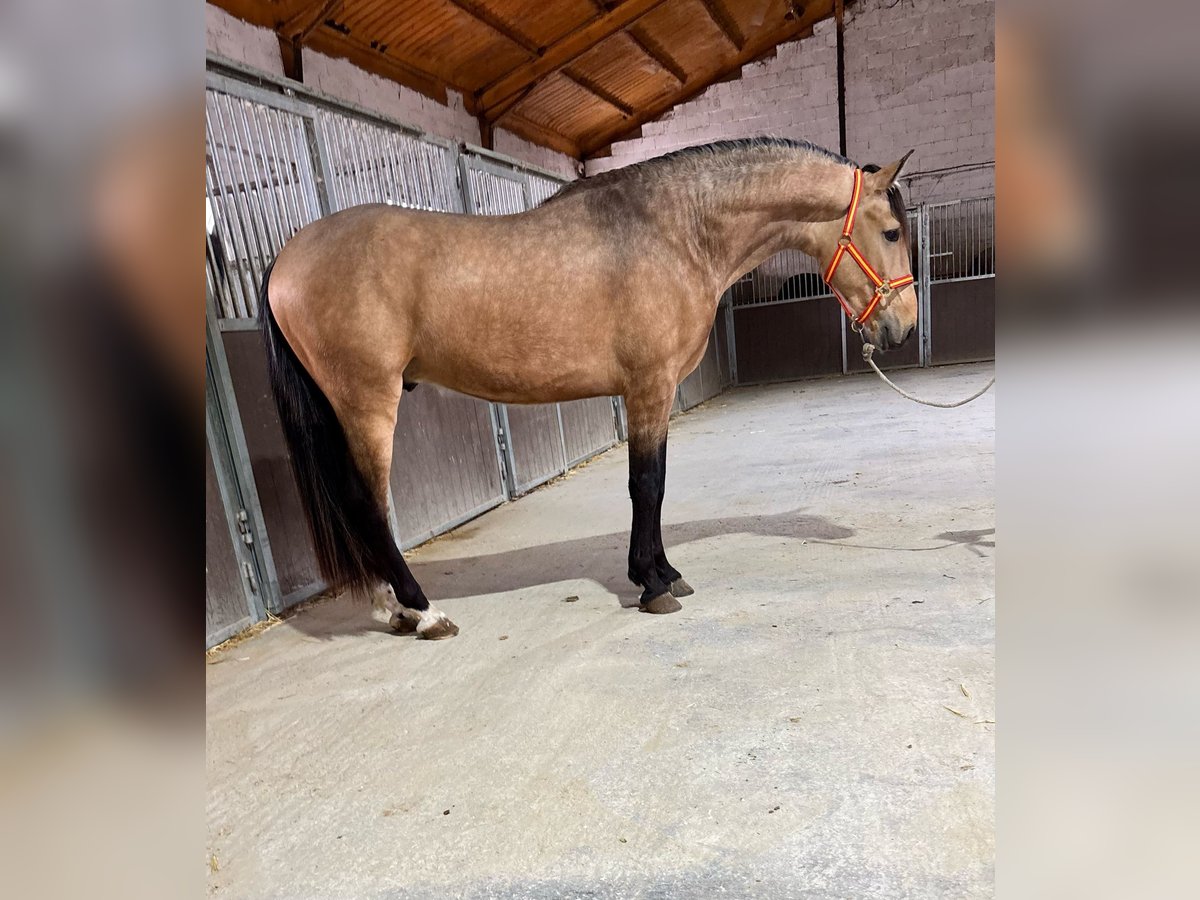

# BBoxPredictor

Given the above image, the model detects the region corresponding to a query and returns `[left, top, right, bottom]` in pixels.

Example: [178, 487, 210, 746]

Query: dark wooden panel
[505, 402, 566, 492]
[930, 278, 996, 365]
[733, 298, 844, 384]
[222, 330, 321, 600]
[206, 435, 252, 644]
[560, 396, 616, 466]
[391, 385, 505, 545]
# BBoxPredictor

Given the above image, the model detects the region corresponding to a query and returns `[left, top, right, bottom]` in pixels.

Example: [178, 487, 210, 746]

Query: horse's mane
[542, 137, 853, 207]
[542, 137, 909, 243]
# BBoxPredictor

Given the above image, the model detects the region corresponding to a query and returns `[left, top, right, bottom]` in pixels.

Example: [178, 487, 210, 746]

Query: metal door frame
[206, 293, 279, 638]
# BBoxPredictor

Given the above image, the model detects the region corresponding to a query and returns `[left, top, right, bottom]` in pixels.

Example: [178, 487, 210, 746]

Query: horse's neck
[688, 155, 855, 292]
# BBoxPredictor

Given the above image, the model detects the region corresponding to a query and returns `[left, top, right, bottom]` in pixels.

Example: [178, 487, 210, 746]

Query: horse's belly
[407, 347, 618, 405]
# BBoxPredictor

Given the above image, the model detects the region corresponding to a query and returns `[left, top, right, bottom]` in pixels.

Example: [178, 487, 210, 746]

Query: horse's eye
[884, 228, 901, 243]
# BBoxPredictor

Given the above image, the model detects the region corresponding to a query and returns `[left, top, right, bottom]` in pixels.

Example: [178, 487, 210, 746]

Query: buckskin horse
[260, 138, 917, 639]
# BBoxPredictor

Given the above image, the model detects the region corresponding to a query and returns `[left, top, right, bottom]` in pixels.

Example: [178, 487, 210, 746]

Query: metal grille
[729, 199, 984, 308]
[205, 89, 323, 320]
[316, 110, 462, 213]
[730, 249, 832, 308]
[526, 173, 564, 207]
[927, 197, 995, 283]
[465, 166, 529, 215]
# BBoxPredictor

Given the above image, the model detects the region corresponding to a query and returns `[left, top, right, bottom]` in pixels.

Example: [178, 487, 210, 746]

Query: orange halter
[823, 168, 915, 331]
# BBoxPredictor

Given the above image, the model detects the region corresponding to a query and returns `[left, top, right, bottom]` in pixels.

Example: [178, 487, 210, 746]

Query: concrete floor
[206, 363, 995, 899]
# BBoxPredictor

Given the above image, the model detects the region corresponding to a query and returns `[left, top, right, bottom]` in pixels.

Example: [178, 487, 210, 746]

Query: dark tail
[259, 260, 401, 596]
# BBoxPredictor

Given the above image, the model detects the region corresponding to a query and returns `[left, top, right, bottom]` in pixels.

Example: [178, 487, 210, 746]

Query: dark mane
[542, 137, 854, 206]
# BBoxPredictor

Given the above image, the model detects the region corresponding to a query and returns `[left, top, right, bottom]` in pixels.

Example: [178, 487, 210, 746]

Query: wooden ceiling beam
[698, 0, 746, 50]
[582, 1, 833, 157]
[276, 0, 344, 82]
[305, 28, 451, 104]
[626, 25, 687, 86]
[279, 0, 342, 42]
[563, 71, 635, 118]
[477, 0, 671, 120]
[495, 112, 583, 159]
[444, 0, 542, 55]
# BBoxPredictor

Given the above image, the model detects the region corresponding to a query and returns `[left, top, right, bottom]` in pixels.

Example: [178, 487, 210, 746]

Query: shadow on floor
[283, 509, 854, 639]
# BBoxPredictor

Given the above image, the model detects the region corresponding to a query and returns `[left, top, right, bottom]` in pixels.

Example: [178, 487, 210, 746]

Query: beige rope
[860, 344, 995, 408]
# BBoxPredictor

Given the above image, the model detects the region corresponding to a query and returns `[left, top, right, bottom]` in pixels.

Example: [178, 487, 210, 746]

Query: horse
[260, 137, 918, 640]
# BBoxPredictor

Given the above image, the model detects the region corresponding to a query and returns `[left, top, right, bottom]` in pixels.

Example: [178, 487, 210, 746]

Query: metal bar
[728, 294, 834, 311]
[208, 99, 260, 317]
[206, 59, 453, 149]
[217, 318, 260, 332]
[920, 203, 932, 364]
[486, 402, 513, 499]
[206, 398, 265, 639]
[305, 113, 337, 217]
[835, 0, 847, 156]
[264, 106, 304, 234]
[252, 108, 291, 252]
[496, 404, 519, 497]
[230, 94, 276, 296]
[930, 274, 996, 285]
[204, 151, 244, 319]
[554, 403, 568, 476]
[724, 299, 737, 385]
[460, 143, 569, 185]
[840, 304, 848, 375]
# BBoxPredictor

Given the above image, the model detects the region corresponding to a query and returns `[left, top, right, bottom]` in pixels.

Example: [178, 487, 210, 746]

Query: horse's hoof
[417, 617, 460, 640]
[641, 593, 683, 614]
[389, 613, 417, 634]
[669, 578, 694, 598]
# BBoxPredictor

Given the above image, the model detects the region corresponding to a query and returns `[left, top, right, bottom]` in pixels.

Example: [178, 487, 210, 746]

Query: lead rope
[860, 343, 995, 408]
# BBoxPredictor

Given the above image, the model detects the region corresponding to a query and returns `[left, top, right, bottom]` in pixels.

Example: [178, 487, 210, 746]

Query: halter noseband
[823, 168, 915, 332]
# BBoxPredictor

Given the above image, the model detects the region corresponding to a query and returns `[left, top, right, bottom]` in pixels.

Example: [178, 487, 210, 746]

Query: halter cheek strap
[823, 168, 915, 331]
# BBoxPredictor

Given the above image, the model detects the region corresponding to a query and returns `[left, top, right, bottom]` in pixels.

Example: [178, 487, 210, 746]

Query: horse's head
[818, 152, 918, 351]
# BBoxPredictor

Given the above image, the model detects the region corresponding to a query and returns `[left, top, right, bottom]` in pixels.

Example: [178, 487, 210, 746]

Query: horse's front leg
[652, 438, 692, 598]
[624, 382, 684, 614]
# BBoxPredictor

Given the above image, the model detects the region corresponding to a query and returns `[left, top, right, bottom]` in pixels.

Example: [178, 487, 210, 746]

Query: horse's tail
[259, 260, 398, 595]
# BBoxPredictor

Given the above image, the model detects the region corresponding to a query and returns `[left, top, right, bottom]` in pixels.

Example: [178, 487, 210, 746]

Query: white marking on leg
[415, 604, 452, 636]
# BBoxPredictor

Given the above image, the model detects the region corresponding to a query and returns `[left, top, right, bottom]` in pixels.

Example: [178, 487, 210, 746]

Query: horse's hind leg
[343, 406, 459, 640]
[624, 381, 683, 614]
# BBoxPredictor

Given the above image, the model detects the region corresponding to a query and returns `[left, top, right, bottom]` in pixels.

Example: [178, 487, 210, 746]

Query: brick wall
[586, 0, 994, 202]
[204, 4, 578, 180]
[845, 0, 994, 201]
[587, 17, 842, 175]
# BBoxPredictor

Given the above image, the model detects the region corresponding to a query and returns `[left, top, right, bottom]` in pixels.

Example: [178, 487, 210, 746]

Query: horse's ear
[866, 150, 915, 193]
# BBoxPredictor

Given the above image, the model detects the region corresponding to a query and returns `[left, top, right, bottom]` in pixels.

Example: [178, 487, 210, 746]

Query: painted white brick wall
[586, 0, 994, 192]
[844, 0, 994, 194]
[204, 5, 577, 180]
[588, 18, 842, 175]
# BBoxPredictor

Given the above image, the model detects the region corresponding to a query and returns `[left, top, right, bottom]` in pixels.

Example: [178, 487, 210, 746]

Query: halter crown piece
[823, 168, 916, 332]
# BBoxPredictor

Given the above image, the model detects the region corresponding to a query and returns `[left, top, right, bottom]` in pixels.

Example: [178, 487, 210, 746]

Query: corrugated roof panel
[636, 0, 743, 77]
[514, 73, 624, 137]
[341, 0, 531, 89]
[485, 0, 600, 49]
[568, 32, 678, 110]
